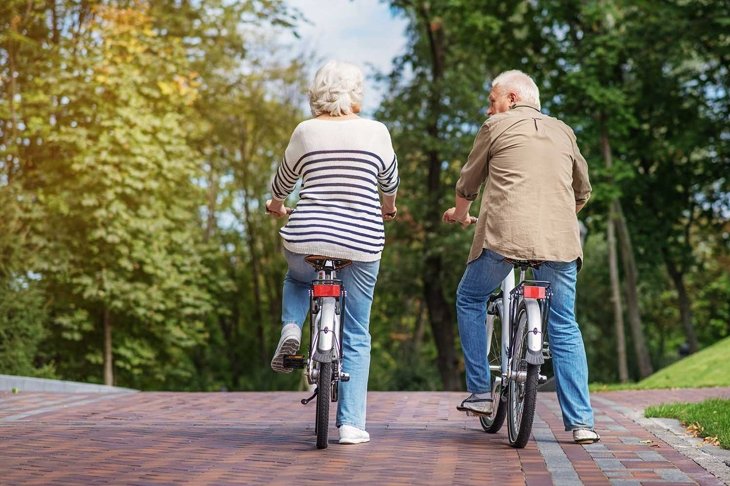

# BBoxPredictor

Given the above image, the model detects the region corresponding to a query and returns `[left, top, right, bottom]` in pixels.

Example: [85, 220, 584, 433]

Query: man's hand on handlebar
[265, 199, 291, 218]
[442, 207, 477, 228]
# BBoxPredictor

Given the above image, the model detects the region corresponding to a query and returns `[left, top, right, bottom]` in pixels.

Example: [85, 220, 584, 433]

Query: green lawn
[645, 399, 730, 449]
[639, 336, 730, 389]
[590, 335, 730, 392]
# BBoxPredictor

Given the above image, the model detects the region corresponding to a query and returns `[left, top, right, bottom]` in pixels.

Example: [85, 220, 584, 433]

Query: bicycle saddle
[504, 258, 544, 269]
[304, 255, 353, 271]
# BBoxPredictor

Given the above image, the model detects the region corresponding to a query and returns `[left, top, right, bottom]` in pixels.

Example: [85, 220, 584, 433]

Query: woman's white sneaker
[573, 428, 600, 444]
[339, 425, 370, 444]
[270, 324, 301, 373]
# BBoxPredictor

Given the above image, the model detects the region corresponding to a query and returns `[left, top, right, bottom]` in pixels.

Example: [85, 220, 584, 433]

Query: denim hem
[336, 421, 366, 430]
[565, 424, 594, 431]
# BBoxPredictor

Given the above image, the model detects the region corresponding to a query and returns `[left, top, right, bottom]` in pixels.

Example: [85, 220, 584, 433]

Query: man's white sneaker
[456, 393, 493, 416]
[270, 324, 301, 373]
[338, 425, 370, 444]
[573, 428, 600, 444]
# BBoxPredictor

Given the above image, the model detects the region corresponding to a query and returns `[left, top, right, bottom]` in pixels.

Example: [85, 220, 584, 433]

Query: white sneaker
[270, 324, 301, 373]
[338, 425, 370, 444]
[573, 428, 600, 444]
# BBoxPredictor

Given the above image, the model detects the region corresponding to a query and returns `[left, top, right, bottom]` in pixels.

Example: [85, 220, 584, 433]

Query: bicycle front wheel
[480, 313, 506, 433]
[315, 361, 332, 449]
[507, 302, 539, 448]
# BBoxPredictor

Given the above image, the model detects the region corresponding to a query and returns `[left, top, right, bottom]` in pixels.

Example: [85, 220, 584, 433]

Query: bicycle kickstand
[301, 388, 318, 405]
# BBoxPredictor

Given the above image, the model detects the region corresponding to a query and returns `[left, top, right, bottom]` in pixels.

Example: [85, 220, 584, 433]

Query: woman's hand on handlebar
[381, 204, 397, 221]
[265, 199, 291, 218]
[442, 207, 477, 228]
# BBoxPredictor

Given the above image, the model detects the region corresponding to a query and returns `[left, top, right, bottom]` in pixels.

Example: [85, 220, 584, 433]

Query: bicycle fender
[317, 298, 337, 355]
[524, 299, 544, 365]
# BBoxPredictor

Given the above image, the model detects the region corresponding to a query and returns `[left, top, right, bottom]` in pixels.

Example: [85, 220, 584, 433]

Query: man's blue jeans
[281, 249, 379, 431]
[456, 248, 595, 431]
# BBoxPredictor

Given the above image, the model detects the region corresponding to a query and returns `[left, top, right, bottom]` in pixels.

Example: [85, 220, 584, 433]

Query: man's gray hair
[491, 70, 541, 109]
[309, 60, 364, 117]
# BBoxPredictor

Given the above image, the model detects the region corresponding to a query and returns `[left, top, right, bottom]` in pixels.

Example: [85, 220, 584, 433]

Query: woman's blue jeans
[281, 249, 379, 430]
[456, 249, 595, 431]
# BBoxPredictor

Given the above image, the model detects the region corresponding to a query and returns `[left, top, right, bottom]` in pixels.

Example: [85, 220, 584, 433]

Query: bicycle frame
[487, 267, 552, 391]
[306, 262, 347, 385]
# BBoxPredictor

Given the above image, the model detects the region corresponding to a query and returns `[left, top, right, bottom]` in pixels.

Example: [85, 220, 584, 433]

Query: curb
[0, 374, 136, 394]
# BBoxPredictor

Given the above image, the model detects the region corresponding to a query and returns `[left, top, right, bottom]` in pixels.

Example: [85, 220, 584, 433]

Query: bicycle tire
[507, 302, 539, 448]
[316, 361, 332, 449]
[480, 313, 507, 433]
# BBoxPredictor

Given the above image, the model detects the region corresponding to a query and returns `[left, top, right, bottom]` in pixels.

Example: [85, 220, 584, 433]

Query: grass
[639, 336, 730, 389]
[589, 335, 730, 392]
[645, 399, 730, 449]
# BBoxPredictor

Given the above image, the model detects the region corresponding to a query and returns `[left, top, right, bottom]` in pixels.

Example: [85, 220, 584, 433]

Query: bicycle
[281, 255, 351, 450]
[474, 260, 552, 448]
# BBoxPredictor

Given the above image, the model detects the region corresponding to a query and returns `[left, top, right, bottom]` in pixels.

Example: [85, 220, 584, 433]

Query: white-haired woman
[266, 60, 399, 445]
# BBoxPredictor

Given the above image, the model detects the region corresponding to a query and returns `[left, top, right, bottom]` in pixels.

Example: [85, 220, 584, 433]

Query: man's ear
[509, 92, 518, 104]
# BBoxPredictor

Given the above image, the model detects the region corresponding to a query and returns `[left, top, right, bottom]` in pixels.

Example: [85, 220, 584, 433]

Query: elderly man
[442, 70, 599, 444]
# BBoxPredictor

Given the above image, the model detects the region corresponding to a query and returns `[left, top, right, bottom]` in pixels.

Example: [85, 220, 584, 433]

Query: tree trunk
[601, 123, 629, 382]
[663, 249, 699, 354]
[607, 218, 629, 382]
[103, 307, 113, 386]
[600, 123, 652, 378]
[613, 201, 653, 377]
[417, 3, 460, 390]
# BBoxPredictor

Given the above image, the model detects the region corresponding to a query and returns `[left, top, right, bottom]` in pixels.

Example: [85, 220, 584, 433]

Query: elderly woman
[266, 60, 399, 445]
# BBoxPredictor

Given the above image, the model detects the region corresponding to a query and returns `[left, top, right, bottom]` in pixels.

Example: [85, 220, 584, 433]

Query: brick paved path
[1, 388, 728, 485]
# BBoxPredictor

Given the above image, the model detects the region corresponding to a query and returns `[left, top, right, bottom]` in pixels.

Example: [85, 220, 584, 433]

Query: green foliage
[0, 0, 307, 389]
[646, 399, 730, 449]
[0, 276, 53, 377]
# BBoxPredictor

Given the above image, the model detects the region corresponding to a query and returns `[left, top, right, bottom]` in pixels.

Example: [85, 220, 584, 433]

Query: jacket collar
[510, 102, 541, 113]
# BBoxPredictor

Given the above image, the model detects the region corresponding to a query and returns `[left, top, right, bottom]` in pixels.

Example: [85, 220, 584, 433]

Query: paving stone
[636, 451, 669, 462]
[656, 468, 694, 482]
[595, 458, 628, 471]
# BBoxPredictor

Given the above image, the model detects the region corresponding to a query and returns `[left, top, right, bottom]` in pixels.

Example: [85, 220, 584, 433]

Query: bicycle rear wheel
[480, 314, 507, 433]
[507, 302, 539, 448]
[315, 361, 332, 449]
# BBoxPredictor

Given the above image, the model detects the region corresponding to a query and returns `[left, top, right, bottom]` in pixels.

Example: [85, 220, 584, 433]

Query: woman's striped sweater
[271, 117, 399, 262]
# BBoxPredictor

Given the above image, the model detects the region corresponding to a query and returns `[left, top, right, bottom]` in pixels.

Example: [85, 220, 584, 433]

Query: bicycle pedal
[339, 372, 350, 382]
[283, 354, 306, 369]
[538, 374, 548, 384]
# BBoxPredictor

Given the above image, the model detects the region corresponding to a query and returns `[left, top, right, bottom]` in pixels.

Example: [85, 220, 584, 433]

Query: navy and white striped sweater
[271, 118, 399, 262]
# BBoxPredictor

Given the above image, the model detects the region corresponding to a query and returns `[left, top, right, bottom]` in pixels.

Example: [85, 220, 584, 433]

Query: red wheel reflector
[523, 285, 545, 299]
[313, 284, 341, 297]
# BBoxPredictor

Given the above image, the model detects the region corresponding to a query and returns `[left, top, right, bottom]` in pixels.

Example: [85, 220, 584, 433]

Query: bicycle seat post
[518, 265, 527, 284]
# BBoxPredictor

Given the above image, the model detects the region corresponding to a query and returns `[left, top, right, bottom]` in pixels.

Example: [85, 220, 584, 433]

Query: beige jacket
[455, 103, 591, 265]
